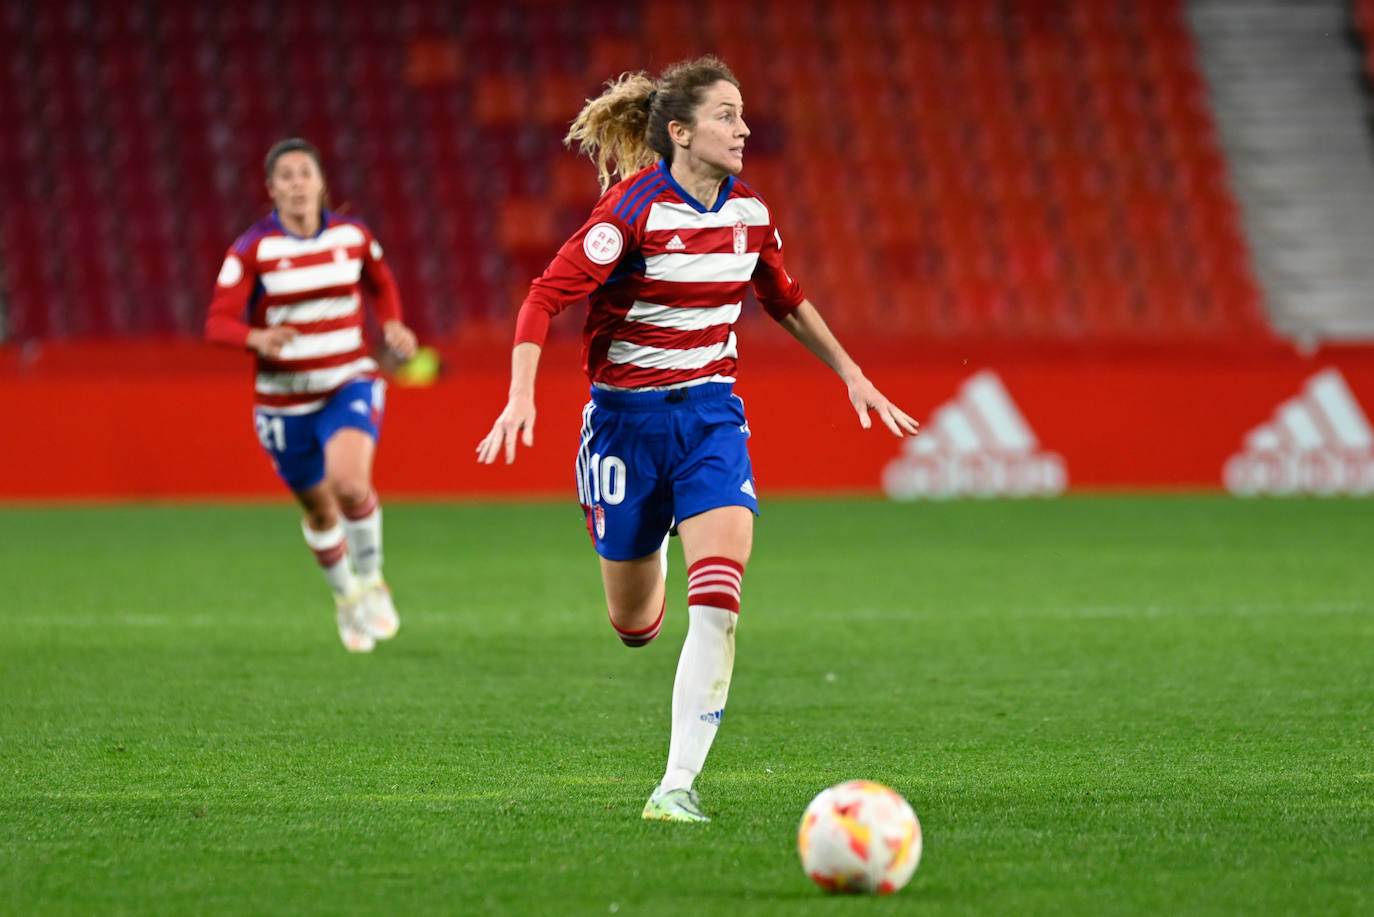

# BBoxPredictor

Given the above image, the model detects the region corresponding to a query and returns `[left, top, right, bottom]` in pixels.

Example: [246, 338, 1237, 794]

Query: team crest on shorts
[733, 221, 747, 255]
[593, 504, 606, 538]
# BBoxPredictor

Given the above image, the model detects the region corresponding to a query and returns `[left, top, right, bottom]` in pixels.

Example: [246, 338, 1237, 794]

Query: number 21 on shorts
[255, 413, 286, 452]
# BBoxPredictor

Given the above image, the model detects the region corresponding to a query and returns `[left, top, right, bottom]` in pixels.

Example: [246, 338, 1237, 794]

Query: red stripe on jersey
[257, 350, 369, 374]
[632, 281, 749, 311]
[274, 314, 365, 336]
[256, 285, 359, 309]
[611, 321, 732, 351]
[597, 357, 737, 390]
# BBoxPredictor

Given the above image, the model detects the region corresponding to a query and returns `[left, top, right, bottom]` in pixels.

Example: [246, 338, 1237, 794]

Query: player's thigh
[319, 378, 383, 498]
[323, 428, 376, 490]
[676, 505, 754, 569]
[599, 551, 667, 631]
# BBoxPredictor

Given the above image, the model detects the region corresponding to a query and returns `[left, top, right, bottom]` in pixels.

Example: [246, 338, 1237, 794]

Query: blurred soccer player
[476, 57, 918, 820]
[205, 138, 418, 653]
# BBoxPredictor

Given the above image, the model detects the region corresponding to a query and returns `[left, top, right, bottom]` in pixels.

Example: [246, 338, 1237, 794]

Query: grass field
[1, 497, 1371, 916]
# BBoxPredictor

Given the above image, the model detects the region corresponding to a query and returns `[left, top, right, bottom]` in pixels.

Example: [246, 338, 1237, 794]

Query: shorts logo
[593, 504, 606, 538]
[583, 222, 624, 265]
[350, 399, 369, 415]
[740, 479, 756, 498]
[733, 221, 747, 255]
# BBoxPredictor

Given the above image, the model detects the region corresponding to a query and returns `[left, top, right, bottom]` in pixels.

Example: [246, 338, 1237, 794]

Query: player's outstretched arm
[476, 342, 542, 464]
[779, 301, 919, 438]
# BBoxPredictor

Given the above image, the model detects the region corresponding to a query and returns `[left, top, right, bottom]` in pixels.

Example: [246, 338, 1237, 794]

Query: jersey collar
[658, 160, 735, 213]
[270, 209, 332, 239]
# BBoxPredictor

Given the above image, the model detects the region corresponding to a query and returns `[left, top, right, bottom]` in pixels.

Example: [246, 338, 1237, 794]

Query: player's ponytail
[565, 55, 739, 193]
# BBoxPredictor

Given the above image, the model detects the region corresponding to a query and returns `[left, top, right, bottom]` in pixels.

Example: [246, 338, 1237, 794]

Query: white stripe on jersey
[625, 300, 742, 330]
[261, 259, 363, 296]
[275, 327, 364, 361]
[645, 197, 770, 232]
[255, 357, 377, 395]
[607, 333, 738, 371]
[265, 294, 360, 327]
[643, 252, 761, 284]
[256, 224, 366, 260]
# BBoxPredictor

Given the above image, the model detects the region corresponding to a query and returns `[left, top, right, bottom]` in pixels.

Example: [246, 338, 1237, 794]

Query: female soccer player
[206, 138, 418, 653]
[476, 57, 918, 821]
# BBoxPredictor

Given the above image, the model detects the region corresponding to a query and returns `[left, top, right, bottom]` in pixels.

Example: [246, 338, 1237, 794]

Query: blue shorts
[253, 377, 385, 493]
[575, 382, 759, 561]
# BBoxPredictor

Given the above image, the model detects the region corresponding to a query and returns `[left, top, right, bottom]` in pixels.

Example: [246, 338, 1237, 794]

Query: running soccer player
[476, 57, 918, 821]
[206, 138, 418, 653]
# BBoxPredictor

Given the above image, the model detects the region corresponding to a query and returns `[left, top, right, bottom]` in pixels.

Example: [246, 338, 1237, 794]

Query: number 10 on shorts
[587, 453, 627, 505]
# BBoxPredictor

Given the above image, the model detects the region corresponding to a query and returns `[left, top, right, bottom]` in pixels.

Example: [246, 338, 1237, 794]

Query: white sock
[342, 491, 383, 585]
[660, 555, 744, 792]
[661, 605, 737, 791]
[301, 521, 358, 598]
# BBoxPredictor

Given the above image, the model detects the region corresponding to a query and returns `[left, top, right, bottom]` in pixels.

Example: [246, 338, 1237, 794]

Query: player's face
[685, 80, 749, 176]
[268, 152, 325, 222]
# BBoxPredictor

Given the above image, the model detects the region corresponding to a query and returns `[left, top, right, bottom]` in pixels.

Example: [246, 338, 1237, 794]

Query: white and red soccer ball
[797, 780, 922, 895]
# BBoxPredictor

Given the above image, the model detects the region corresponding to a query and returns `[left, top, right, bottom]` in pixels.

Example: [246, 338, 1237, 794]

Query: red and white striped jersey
[205, 211, 402, 413]
[514, 161, 805, 389]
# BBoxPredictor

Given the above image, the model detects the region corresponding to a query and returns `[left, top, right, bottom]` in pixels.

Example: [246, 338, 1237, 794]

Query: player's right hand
[247, 326, 298, 358]
[476, 397, 536, 465]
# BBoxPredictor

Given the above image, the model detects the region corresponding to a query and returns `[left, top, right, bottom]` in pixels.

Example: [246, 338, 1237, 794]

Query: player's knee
[610, 600, 664, 648]
[332, 478, 372, 511]
[303, 506, 338, 531]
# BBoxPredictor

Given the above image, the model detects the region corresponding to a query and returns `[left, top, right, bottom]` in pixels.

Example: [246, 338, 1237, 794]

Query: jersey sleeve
[204, 239, 258, 349]
[752, 222, 806, 321]
[513, 195, 640, 346]
[358, 225, 403, 324]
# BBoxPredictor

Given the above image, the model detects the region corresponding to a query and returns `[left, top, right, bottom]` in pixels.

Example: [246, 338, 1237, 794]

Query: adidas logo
[1224, 368, 1374, 495]
[350, 399, 370, 415]
[882, 370, 1066, 499]
[699, 709, 723, 726]
[665, 234, 686, 251]
[739, 479, 756, 498]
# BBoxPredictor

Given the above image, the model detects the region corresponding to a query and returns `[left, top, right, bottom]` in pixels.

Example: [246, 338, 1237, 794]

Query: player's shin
[660, 556, 744, 793]
[341, 490, 383, 583]
[301, 520, 359, 598]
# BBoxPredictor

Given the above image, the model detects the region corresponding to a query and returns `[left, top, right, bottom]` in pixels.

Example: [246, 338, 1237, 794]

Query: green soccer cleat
[642, 786, 710, 823]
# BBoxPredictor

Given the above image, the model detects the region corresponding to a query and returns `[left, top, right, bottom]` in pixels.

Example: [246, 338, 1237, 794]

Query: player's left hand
[382, 320, 418, 361]
[848, 377, 920, 437]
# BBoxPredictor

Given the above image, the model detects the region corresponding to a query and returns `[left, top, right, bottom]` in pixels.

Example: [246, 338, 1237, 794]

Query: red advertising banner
[3, 341, 1373, 499]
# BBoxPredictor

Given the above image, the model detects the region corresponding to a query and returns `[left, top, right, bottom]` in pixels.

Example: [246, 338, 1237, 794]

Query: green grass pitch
[1, 497, 1370, 916]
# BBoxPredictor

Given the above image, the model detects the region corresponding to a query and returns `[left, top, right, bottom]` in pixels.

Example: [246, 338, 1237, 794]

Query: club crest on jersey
[733, 221, 747, 255]
[593, 504, 606, 538]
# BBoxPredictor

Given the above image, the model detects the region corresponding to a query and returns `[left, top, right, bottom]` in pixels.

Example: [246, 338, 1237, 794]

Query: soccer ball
[797, 780, 922, 895]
